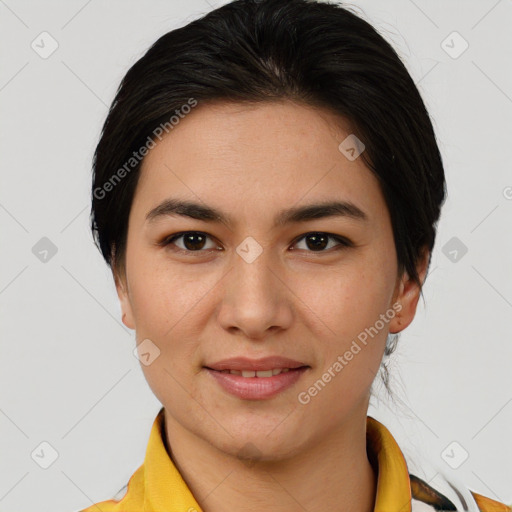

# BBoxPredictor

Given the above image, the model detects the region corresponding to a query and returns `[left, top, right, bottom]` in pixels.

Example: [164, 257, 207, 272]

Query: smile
[205, 364, 309, 400]
[217, 368, 291, 377]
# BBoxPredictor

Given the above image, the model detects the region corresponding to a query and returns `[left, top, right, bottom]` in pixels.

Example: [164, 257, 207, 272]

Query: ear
[113, 265, 136, 330]
[388, 246, 430, 334]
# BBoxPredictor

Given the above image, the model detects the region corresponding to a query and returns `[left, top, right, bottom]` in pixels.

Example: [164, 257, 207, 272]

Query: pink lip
[205, 356, 307, 371]
[204, 356, 310, 400]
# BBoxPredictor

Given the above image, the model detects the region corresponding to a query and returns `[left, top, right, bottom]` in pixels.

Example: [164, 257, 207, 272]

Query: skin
[115, 100, 429, 512]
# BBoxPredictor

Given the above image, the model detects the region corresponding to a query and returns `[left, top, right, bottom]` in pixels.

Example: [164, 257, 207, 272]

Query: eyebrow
[146, 198, 368, 227]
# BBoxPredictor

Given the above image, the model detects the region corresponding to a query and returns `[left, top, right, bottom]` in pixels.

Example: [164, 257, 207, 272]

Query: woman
[84, 0, 510, 510]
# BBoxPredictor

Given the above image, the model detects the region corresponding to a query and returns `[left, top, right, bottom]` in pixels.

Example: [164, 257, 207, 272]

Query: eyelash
[158, 231, 352, 255]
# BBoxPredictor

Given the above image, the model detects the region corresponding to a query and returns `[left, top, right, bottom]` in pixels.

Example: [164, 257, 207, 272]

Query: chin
[220, 435, 304, 463]
[205, 416, 312, 462]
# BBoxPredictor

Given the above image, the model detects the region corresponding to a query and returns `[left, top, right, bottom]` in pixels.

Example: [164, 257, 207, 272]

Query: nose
[216, 246, 294, 340]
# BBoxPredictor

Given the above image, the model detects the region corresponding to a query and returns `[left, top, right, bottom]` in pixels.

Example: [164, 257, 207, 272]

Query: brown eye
[162, 232, 220, 252]
[293, 232, 350, 252]
[181, 233, 207, 250]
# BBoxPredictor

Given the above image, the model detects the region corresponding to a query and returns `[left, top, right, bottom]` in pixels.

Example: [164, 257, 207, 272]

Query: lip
[205, 367, 309, 400]
[205, 356, 308, 371]
[204, 356, 310, 400]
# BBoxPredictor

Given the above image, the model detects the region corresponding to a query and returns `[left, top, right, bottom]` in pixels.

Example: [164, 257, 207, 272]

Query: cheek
[294, 271, 391, 424]
[293, 257, 396, 342]
[125, 260, 207, 394]
[126, 253, 217, 341]
[127, 260, 208, 416]
[292, 255, 395, 402]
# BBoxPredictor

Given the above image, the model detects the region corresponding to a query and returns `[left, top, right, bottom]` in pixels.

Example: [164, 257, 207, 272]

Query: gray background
[1, 0, 511, 510]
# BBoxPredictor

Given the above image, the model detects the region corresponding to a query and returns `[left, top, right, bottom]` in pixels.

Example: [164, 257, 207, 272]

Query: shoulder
[410, 473, 511, 512]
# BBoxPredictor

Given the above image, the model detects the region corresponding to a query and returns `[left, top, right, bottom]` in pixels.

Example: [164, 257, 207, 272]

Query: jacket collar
[135, 407, 412, 511]
[366, 416, 411, 511]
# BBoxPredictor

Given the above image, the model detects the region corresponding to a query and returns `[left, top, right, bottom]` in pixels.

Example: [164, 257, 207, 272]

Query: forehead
[132, 100, 388, 229]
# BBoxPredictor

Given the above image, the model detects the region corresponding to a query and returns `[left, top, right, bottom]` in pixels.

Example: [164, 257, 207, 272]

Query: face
[116, 100, 427, 460]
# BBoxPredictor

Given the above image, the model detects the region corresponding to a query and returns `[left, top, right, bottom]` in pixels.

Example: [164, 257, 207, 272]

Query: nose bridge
[231, 238, 278, 301]
[218, 237, 292, 337]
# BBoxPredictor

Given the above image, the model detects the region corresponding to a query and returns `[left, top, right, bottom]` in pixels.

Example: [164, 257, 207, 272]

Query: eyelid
[158, 231, 221, 252]
[159, 231, 353, 253]
[291, 232, 353, 250]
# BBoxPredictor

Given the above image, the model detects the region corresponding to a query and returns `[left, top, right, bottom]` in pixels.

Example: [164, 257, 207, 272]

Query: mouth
[203, 357, 310, 400]
[211, 368, 299, 377]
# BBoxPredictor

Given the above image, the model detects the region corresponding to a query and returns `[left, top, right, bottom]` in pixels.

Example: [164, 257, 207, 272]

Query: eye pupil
[306, 233, 328, 251]
[184, 233, 206, 250]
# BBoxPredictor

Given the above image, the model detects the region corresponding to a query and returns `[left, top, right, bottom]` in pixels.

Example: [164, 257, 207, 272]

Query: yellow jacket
[80, 408, 510, 512]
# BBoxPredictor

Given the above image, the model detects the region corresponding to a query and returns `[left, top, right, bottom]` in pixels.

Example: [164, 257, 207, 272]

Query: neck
[163, 409, 377, 512]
